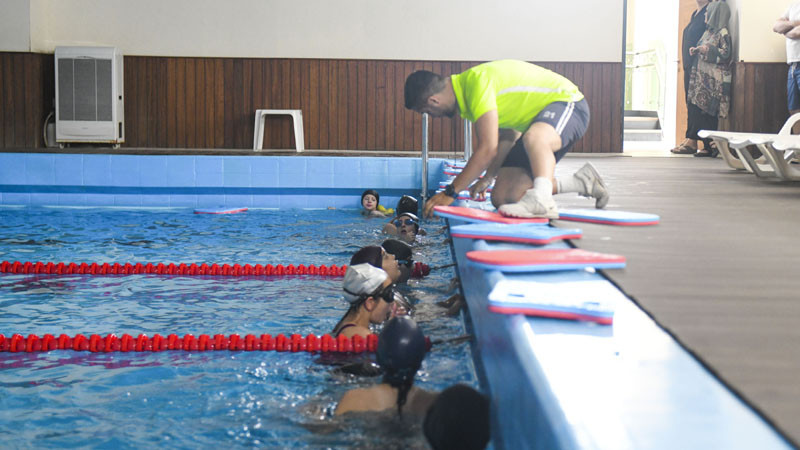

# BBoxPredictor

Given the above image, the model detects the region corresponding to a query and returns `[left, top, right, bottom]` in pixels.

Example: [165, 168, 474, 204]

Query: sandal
[697, 141, 720, 158]
[671, 144, 697, 155]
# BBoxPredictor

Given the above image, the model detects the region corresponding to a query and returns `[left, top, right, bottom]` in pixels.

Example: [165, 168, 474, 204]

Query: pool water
[0, 207, 478, 448]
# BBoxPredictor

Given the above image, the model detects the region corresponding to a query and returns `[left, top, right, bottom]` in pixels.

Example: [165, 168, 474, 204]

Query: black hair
[361, 189, 380, 206]
[349, 245, 383, 269]
[332, 280, 388, 337]
[404, 71, 447, 110]
[396, 195, 419, 216]
[381, 239, 413, 268]
[376, 317, 427, 417]
[423, 384, 490, 450]
[331, 304, 360, 337]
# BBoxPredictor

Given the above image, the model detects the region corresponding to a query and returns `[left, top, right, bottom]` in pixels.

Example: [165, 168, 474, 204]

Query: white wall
[18, 0, 624, 62]
[726, 0, 741, 61]
[0, 0, 31, 52]
[738, 0, 789, 62]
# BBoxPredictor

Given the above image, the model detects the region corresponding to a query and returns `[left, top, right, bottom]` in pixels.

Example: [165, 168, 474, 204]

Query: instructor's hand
[469, 177, 492, 201]
[423, 192, 455, 218]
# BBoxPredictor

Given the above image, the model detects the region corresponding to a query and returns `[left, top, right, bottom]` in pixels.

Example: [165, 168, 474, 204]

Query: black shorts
[501, 98, 590, 171]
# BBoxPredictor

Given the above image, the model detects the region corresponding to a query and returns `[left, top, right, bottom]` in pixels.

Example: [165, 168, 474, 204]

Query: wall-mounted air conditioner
[55, 46, 124, 147]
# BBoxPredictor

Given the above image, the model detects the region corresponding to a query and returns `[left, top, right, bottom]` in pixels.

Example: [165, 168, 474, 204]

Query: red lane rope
[0, 332, 381, 354]
[0, 260, 432, 278]
[0, 261, 346, 277]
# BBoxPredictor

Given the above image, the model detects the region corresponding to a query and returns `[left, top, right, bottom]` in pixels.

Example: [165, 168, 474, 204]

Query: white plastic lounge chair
[699, 113, 800, 180]
[697, 130, 776, 176]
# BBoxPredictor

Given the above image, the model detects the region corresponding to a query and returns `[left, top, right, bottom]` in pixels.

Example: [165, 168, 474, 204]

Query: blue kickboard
[487, 279, 617, 324]
[557, 208, 659, 226]
[451, 223, 582, 245]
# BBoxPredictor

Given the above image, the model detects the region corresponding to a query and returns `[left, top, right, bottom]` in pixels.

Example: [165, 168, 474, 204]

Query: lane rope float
[0, 260, 432, 279]
[0, 332, 378, 353]
[0, 261, 346, 277]
[0, 333, 437, 354]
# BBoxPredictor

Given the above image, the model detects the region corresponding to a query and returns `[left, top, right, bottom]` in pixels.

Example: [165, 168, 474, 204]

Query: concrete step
[624, 116, 661, 130]
[624, 129, 663, 142]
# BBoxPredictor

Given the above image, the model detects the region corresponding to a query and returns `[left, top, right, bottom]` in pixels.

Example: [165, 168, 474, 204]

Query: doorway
[623, 0, 680, 155]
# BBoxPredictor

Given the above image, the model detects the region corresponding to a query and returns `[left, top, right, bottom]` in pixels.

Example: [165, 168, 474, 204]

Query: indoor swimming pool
[0, 207, 477, 448]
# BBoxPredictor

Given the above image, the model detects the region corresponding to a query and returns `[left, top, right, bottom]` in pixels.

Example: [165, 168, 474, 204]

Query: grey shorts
[501, 98, 590, 170]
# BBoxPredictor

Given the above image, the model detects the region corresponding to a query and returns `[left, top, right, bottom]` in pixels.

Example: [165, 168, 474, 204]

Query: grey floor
[554, 155, 800, 446]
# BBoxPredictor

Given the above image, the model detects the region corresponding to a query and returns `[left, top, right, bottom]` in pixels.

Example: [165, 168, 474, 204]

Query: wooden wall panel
[1, 52, 626, 153]
[0, 53, 53, 149]
[729, 62, 789, 134]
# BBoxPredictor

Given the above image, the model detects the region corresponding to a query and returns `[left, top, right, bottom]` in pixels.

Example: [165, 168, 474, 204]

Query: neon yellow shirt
[450, 60, 584, 132]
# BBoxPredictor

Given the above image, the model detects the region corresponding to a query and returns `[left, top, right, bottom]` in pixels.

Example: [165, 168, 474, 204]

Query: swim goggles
[371, 283, 397, 303]
[394, 257, 413, 268]
[393, 218, 418, 227]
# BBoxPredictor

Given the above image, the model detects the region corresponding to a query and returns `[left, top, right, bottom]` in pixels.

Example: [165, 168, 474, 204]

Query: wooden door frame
[676, 0, 699, 145]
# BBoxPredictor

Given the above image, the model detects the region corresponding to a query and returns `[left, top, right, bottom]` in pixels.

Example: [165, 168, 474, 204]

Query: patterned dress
[688, 28, 733, 118]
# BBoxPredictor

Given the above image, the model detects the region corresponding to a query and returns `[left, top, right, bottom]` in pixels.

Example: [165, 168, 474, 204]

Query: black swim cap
[396, 195, 418, 216]
[376, 317, 427, 386]
[423, 384, 490, 450]
[350, 245, 383, 269]
[381, 239, 413, 267]
[361, 189, 380, 205]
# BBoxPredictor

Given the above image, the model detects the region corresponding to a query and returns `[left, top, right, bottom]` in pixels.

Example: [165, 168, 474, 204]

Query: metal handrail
[421, 113, 429, 203]
[626, 49, 657, 56]
[463, 119, 472, 160]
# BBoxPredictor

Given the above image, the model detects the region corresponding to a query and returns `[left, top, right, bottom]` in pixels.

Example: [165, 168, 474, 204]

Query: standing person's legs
[672, 67, 699, 152]
[683, 102, 706, 153]
[788, 63, 800, 134]
[683, 68, 698, 147]
[694, 109, 719, 156]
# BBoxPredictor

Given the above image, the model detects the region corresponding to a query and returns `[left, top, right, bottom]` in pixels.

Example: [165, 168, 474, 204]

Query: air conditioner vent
[55, 47, 124, 146]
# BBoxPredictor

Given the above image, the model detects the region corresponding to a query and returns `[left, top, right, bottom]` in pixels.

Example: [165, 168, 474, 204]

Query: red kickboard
[194, 207, 248, 214]
[467, 248, 625, 269]
[487, 305, 614, 325]
[434, 205, 549, 225]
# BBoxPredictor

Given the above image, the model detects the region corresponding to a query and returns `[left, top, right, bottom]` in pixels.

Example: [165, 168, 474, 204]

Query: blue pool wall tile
[30, 193, 52, 206]
[110, 155, 141, 187]
[83, 155, 113, 186]
[55, 155, 84, 185]
[139, 156, 169, 187]
[167, 156, 197, 187]
[0, 153, 447, 208]
[0, 155, 26, 184]
[25, 154, 56, 185]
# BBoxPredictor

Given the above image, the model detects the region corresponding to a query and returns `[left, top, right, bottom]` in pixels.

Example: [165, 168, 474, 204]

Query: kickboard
[557, 208, 659, 226]
[438, 183, 494, 194]
[444, 162, 467, 169]
[456, 194, 488, 202]
[454, 190, 489, 201]
[193, 207, 248, 214]
[488, 279, 615, 325]
[451, 223, 582, 245]
[437, 188, 488, 201]
[434, 205, 549, 225]
[466, 248, 625, 272]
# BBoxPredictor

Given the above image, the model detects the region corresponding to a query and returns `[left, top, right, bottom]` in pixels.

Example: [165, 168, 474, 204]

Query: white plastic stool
[253, 109, 305, 152]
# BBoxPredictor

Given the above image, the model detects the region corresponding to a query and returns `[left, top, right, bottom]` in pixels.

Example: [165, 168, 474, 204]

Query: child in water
[361, 189, 393, 218]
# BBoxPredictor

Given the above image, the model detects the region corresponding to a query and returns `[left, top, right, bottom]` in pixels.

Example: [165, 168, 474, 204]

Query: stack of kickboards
[435, 160, 659, 325]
